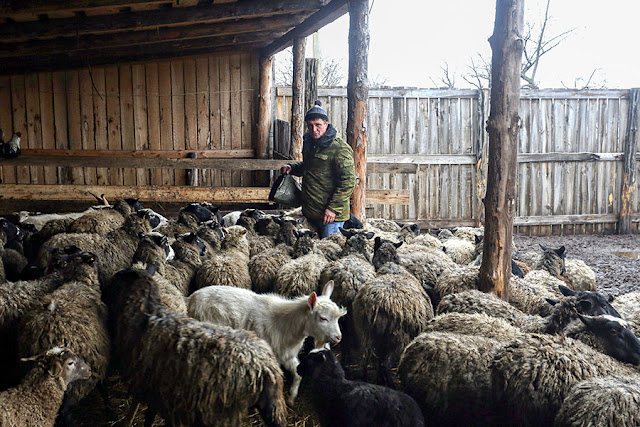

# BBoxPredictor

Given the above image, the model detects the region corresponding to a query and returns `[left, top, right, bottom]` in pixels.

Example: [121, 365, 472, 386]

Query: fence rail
[274, 86, 640, 235]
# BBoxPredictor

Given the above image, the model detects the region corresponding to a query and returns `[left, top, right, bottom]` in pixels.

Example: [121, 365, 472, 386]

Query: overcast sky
[279, 0, 640, 89]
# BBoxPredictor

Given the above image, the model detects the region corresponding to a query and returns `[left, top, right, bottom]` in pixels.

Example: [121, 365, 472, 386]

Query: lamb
[432, 265, 480, 306]
[104, 268, 287, 426]
[193, 225, 251, 291]
[397, 244, 457, 294]
[0, 348, 91, 427]
[167, 232, 207, 296]
[187, 281, 346, 405]
[195, 219, 225, 253]
[452, 226, 484, 242]
[398, 331, 506, 426]
[67, 198, 144, 235]
[490, 332, 639, 426]
[441, 237, 478, 265]
[17, 250, 111, 424]
[555, 376, 640, 427]
[422, 312, 524, 343]
[297, 347, 424, 427]
[39, 210, 152, 282]
[353, 238, 434, 387]
[514, 244, 566, 276]
[249, 244, 292, 294]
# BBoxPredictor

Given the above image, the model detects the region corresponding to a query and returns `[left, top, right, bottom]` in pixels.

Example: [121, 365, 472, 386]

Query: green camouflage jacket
[290, 125, 356, 222]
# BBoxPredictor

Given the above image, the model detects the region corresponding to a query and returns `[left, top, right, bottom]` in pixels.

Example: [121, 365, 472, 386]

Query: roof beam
[0, 0, 326, 42]
[262, 0, 348, 57]
[0, 14, 308, 59]
[0, 1, 168, 16]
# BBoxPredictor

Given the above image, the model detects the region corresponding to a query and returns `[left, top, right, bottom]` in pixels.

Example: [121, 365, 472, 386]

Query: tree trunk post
[305, 58, 318, 112]
[256, 55, 272, 186]
[290, 37, 306, 161]
[478, 0, 524, 300]
[475, 88, 489, 226]
[346, 0, 369, 224]
[618, 88, 640, 234]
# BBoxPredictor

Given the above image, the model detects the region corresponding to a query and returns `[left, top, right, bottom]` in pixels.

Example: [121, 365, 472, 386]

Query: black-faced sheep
[187, 281, 345, 405]
[298, 347, 424, 427]
[103, 268, 287, 426]
[0, 347, 91, 427]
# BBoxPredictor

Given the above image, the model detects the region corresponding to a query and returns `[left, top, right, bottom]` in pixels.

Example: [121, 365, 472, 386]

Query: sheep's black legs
[98, 379, 117, 421]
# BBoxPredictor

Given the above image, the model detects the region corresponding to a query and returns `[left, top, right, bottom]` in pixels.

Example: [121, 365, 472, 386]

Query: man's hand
[323, 209, 336, 225]
[280, 165, 292, 175]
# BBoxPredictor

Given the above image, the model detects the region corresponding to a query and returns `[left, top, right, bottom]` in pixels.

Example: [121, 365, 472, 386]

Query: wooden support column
[256, 55, 273, 186]
[478, 0, 524, 300]
[305, 58, 318, 112]
[618, 88, 640, 234]
[291, 37, 306, 160]
[346, 0, 369, 223]
[474, 88, 490, 226]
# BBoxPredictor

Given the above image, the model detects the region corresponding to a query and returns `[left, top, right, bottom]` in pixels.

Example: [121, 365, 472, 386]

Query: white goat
[187, 280, 346, 405]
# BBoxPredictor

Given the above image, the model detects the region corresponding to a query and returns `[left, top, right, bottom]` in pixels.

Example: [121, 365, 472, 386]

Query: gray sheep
[555, 376, 640, 427]
[0, 347, 91, 427]
[103, 268, 287, 426]
[248, 244, 292, 294]
[67, 198, 143, 235]
[353, 238, 434, 387]
[18, 251, 111, 424]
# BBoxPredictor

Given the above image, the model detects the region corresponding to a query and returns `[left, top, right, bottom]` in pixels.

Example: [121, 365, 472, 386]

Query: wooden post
[618, 88, 640, 234]
[305, 58, 318, 112]
[256, 56, 272, 186]
[291, 37, 306, 161]
[478, 0, 524, 300]
[474, 88, 489, 227]
[346, 0, 369, 223]
[185, 152, 198, 186]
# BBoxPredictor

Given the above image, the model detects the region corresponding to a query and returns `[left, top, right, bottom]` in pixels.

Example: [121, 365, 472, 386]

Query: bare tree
[520, 0, 576, 88]
[461, 0, 574, 90]
[274, 47, 294, 86]
[370, 73, 389, 88]
[430, 62, 457, 89]
[462, 54, 492, 90]
[562, 68, 608, 90]
[321, 58, 346, 87]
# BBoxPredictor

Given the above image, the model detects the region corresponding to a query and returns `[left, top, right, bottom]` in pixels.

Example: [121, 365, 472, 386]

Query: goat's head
[306, 281, 347, 347]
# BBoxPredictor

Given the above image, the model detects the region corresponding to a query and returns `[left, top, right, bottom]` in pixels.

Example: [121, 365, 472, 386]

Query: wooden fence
[275, 87, 640, 235]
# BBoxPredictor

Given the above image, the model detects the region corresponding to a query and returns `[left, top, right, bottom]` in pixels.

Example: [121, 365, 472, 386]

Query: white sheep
[187, 281, 346, 404]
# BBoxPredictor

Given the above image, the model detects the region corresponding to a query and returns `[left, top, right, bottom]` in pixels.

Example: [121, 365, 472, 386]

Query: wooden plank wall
[276, 87, 635, 234]
[0, 51, 258, 189]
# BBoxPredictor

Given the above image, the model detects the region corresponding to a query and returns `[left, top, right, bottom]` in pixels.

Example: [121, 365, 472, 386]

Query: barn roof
[0, 0, 348, 75]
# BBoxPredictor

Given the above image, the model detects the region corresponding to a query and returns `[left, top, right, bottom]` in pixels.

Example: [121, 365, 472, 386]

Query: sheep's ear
[539, 244, 548, 251]
[364, 232, 375, 240]
[146, 263, 159, 276]
[307, 292, 318, 311]
[296, 216, 307, 225]
[546, 298, 559, 306]
[311, 231, 318, 239]
[138, 231, 146, 239]
[558, 284, 576, 297]
[19, 355, 40, 363]
[475, 235, 483, 245]
[394, 241, 403, 249]
[374, 237, 382, 251]
[322, 280, 334, 298]
[557, 246, 566, 256]
[273, 217, 284, 225]
[160, 236, 169, 246]
[339, 227, 350, 237]
[608, 294, 615, 303]
[577, 313, 594, 329]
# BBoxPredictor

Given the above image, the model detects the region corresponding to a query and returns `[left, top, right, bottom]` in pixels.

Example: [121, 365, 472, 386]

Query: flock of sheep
[1, 198, 640, 426]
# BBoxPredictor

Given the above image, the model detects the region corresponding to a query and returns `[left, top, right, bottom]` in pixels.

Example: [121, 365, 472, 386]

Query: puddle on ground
[613, 251, 640, 259]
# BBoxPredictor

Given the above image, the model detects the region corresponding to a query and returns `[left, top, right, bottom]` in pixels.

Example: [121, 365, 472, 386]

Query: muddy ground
[514, 233, 640, 297]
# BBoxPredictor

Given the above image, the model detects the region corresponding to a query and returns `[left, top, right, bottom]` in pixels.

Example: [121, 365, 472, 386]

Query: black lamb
[298, 347, 425, 427]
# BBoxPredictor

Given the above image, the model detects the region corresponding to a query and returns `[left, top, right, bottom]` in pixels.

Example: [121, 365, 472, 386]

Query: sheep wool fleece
[290, 125, 356, 222]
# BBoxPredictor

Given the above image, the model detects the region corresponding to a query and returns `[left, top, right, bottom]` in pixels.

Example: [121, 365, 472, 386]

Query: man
[281, 101, 356, 238]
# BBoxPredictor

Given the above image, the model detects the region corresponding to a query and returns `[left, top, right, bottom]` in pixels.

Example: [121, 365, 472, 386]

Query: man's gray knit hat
[305, 100, 328, 122]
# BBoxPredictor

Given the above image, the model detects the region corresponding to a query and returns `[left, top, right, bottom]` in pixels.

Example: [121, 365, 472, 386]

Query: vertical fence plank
[184, 58, 198, 186]
[66, 70, 84, 185]
[105, 66, 123, 186]
[196, 57, 210, 186]
[91, 67, 108, 185]
[40, 72, 58, 184]
[209, 55, 222, 187]
[120, 65, 136, 186]
[219, 54, 232, 187]
[79, 69, 96, 185]
[158, 62, 174, 186]
[0, 76, 16, 183]
[171, 60, 186, 186]
[146, 63, 162, 186]
[25, 73, 43, 184]
[132, 64, 149, 185]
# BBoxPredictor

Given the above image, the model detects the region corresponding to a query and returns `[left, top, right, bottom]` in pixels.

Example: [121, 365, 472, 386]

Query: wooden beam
[0, 1, 167, 16]
[1, 156, 289, 170]
[290, 37, 306, 161]
[513, 214, 620, 226]
[0, 184, 406, 205]
[0, 1, 325, 42]
[256, 55, 273, 185]
[262, 0, 349, 57]
[19, 149, 255, 158]
[618, 88, 640, 234]
[0, 15, 308, 59]
[478, 0, 524, 300]
[304, 58, 318, 112]
[346, 0, 369, 223]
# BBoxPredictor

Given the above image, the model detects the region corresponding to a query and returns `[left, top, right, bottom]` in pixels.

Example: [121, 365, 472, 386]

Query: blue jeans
[310, 220, 345, 239]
